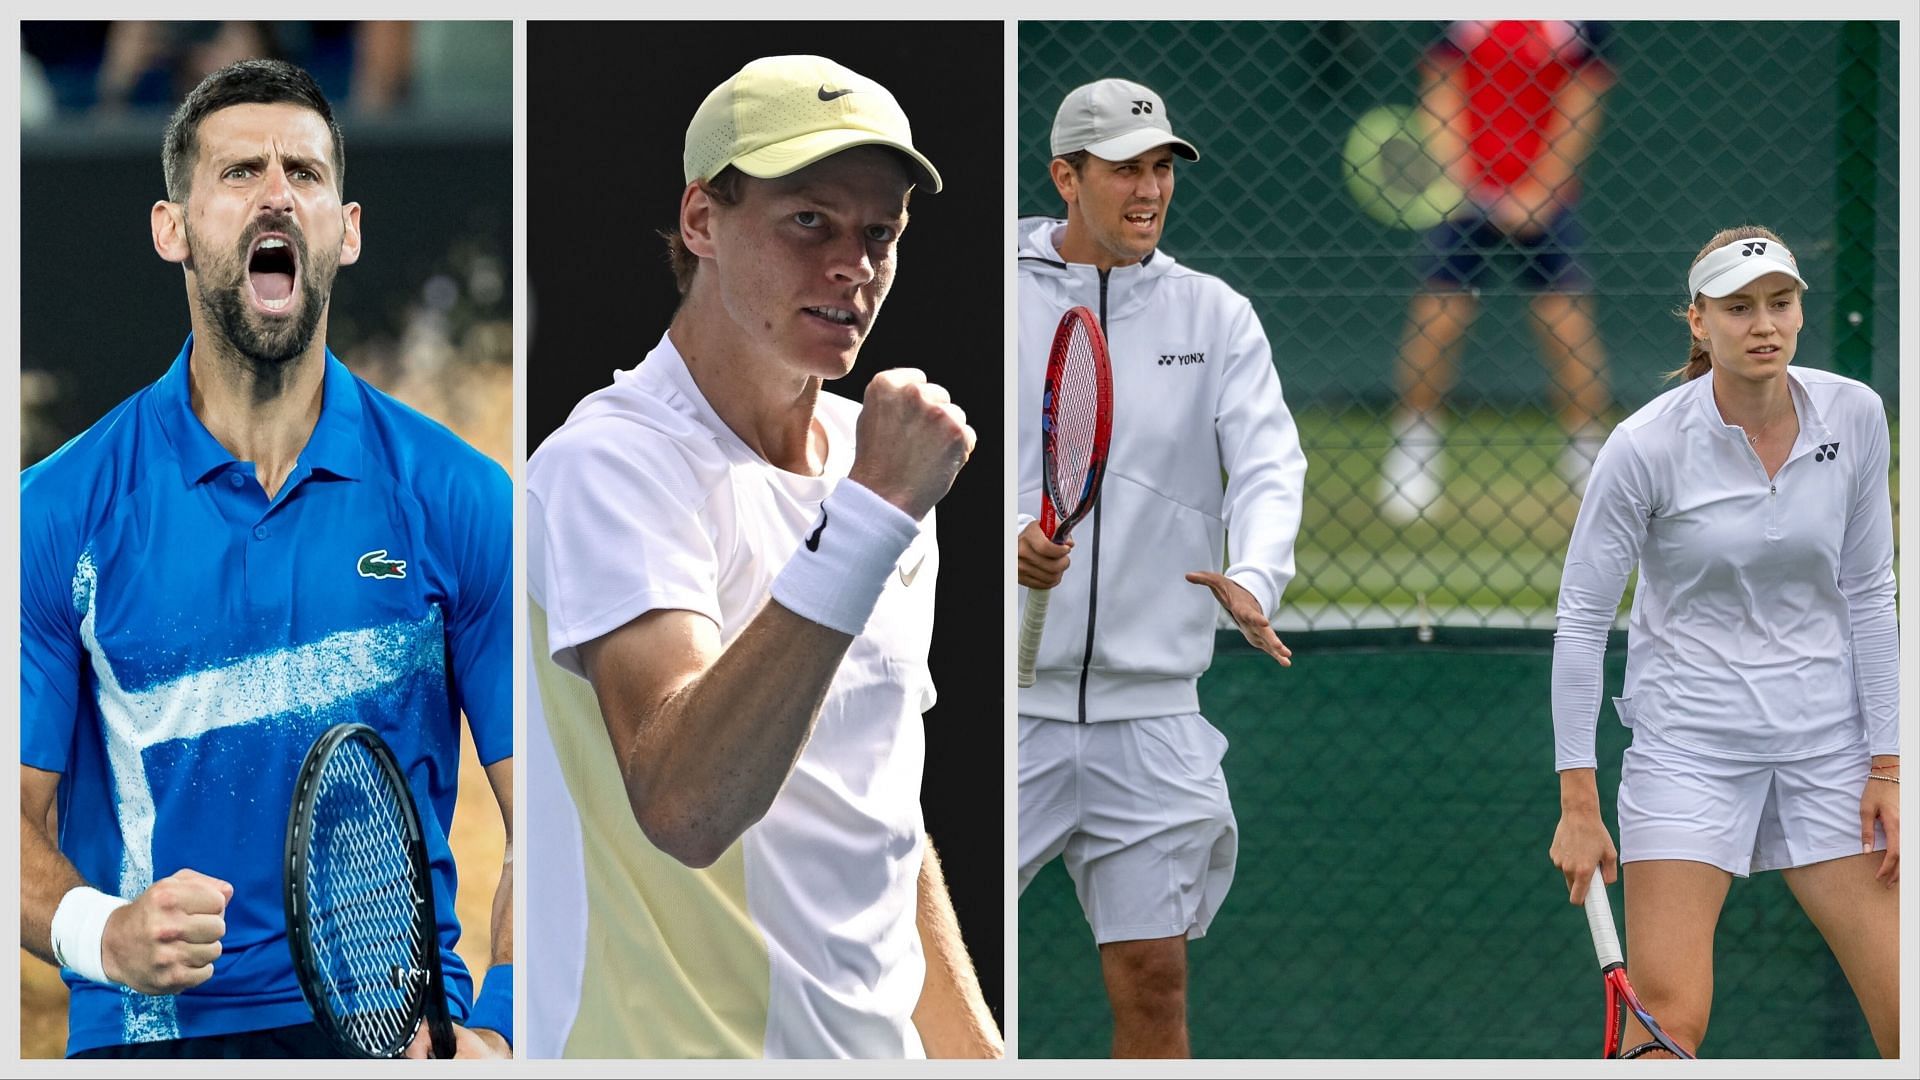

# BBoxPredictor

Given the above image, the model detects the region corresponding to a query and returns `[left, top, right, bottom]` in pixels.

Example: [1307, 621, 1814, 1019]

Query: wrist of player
[464, 962, 513, 1050]
[1557, 768, 1601, 811]
[771, 479, 919, 637]
[52, 885, 131, 987]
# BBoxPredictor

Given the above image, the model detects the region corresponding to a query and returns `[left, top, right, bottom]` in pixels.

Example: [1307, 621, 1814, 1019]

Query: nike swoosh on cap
[818, 85, 855, 101]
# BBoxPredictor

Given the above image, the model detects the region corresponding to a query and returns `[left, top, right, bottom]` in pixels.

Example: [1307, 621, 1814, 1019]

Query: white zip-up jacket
[1552, 366, 1899, 769]
[1017, 216, 1306, 722]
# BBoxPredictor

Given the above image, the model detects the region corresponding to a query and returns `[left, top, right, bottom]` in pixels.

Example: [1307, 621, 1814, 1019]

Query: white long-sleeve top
[1017, 217, 1307, 722]
[1552, 366, 1898, 769]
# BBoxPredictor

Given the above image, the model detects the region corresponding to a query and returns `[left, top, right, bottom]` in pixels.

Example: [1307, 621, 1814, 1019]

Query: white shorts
[1018, 712, 1238, 944]
[1618, 725, 1886, 877]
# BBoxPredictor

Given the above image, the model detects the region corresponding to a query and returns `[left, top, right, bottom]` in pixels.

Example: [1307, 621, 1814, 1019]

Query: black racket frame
[284, 722, 456, 1058]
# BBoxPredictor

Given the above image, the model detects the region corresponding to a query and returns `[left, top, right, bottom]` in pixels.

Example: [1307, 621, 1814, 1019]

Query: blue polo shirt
[21, 338, 512, 1055]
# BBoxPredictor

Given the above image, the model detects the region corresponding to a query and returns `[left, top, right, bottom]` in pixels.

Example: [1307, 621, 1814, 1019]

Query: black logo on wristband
[805, 510, 829, 551]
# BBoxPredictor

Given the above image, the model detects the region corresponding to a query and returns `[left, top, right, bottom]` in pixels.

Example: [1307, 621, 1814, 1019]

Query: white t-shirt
[524, 332, 938, 1058]
[1552, 366, 1898, 768]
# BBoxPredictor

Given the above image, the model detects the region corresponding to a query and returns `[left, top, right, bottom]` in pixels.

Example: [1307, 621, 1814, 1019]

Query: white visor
[1688, 237, 1809, 299]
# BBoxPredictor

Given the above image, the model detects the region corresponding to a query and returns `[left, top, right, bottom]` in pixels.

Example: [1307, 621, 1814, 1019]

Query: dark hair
[1668, 224, 1790, 382]
[660, 167, 748, 296]
[1054, 150, 1091, 175]
[162, 59, 343, 203]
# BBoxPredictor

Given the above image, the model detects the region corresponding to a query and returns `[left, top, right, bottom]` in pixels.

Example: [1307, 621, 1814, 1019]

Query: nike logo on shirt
[897, 554, 926, 587]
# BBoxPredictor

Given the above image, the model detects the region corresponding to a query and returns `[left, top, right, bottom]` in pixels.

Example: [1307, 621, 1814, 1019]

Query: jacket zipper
[1076, 270, 1111, 723]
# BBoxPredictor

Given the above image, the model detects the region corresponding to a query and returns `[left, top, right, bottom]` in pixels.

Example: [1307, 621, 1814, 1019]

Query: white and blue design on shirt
[74, 548, 449, 1044]
[22, 339, 511, 1055]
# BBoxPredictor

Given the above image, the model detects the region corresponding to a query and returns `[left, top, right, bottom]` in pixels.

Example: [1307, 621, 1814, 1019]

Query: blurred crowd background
[18, 20, 511, 1058]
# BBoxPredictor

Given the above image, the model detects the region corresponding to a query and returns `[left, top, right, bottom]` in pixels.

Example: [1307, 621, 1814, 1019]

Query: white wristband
[770, 479, 919, 637]
[51, 885, 129, 986]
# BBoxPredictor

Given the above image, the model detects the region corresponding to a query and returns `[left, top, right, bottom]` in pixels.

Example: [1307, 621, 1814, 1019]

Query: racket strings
[1045, 325, 1104, 521]
[304, 741, 431, 1053]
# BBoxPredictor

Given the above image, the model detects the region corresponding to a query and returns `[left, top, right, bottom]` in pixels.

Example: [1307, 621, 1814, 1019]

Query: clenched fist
[848, 368, 976, 521]
[102, 868, 232, 994]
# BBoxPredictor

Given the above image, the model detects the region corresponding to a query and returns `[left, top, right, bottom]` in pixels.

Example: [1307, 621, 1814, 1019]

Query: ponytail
[1666, 317, 1712, 382]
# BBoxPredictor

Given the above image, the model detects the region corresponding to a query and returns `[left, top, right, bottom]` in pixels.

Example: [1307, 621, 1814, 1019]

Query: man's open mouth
[247, 236, 299, 313]
[804, 305, 857, 327]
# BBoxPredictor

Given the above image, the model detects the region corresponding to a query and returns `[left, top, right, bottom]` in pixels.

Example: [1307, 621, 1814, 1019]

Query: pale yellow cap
[683, 55, 942, 193]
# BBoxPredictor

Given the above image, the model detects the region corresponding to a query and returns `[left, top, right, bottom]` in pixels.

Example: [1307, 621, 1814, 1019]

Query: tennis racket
[1582, 866, 1693, 1059]
[285, 723, 456, 1058]
[1017, 305, 1113, 688]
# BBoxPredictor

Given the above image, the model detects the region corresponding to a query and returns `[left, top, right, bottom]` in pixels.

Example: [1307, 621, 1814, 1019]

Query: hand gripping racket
[1017, 305, 1113, 688]
[1583, 866, 1693, 1059]
[286, 723, 456, 1058]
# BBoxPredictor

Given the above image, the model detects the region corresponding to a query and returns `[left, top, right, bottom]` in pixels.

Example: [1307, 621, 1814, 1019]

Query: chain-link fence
[1017, 21, 1897, 1059]
[1020, 20, 1898, 631]
[1019, 634, 1879, 1058]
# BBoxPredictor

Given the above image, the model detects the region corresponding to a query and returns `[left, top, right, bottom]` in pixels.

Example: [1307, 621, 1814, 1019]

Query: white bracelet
[51, 885, 129, 986]
[770, 479, 919, 637]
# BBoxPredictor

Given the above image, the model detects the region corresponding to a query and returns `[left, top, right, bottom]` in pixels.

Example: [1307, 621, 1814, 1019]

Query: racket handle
[1582, 864, 1624, 969]
[1016, 588, 1051, 688]
[426, 949, 456, 1058]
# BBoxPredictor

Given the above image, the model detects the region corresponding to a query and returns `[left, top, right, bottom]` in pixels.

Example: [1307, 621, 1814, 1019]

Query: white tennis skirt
[1618, 723, 1885, 877]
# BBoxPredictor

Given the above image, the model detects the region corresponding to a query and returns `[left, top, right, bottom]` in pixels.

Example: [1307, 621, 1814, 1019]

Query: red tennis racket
[1017, 306, 1113, 688]
[1583, 866, 1693, 1059]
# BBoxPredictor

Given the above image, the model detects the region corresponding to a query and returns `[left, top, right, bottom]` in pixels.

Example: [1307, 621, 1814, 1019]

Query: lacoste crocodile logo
[357, 549, 408, 579]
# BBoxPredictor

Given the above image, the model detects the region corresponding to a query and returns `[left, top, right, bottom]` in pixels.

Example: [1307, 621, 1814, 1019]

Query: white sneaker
[1378, 417, 1444, 523]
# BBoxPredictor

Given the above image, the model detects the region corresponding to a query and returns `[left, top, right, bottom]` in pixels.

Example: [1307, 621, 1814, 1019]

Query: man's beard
[188, 215, 337, 370]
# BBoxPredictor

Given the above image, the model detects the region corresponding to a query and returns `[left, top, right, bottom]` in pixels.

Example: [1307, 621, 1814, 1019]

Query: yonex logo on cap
[1687, 236, 1808, 299]
[1051, 77, 1200, 162]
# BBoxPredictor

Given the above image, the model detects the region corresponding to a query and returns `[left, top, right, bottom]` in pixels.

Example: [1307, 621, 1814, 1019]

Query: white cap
[684, 55, 941, 193]
[1050, 78, 1200, 163]
[1688, 236, 1809, 298]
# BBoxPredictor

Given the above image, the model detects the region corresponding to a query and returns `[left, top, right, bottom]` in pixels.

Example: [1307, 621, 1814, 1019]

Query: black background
[528, 22, 1006, 1032]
